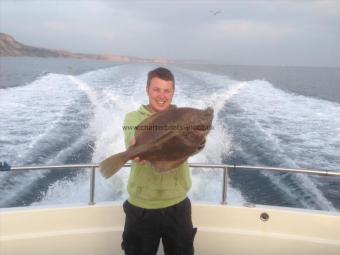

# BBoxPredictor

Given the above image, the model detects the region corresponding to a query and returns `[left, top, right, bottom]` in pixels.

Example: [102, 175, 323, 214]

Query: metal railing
[1, 163, 340, 205]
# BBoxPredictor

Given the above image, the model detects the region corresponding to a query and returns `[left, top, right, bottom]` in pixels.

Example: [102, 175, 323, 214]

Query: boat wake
[1, 64, 339, 211]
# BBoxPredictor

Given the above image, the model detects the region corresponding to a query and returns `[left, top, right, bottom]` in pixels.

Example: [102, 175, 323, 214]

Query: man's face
[147, 77, 174, 112]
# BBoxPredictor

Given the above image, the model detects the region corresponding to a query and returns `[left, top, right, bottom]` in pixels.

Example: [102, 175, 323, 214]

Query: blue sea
[0, 57, 339, 211]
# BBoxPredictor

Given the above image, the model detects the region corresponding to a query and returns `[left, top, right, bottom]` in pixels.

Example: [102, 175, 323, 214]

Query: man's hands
[130, 138, 147, 165]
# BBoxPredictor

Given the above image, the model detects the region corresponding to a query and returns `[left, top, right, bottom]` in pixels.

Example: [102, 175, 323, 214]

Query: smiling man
[146, 73, 174, 112]
[121, 67, 197, 255]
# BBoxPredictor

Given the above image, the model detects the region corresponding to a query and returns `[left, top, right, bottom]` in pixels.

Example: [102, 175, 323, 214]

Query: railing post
[222, 166, 228, 205]
[89, 166, 96, 205]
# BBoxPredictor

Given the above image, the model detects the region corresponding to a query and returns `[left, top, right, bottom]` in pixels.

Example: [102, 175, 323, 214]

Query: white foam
[35, 66, 152, 205]
[173, 69, 247, 204]
[0, 73, 85, 206]
[36, 66, 247, 205]
[231, 79, 340, 171]
[224, 79, 340, 210]
[0, 73, 80, 164]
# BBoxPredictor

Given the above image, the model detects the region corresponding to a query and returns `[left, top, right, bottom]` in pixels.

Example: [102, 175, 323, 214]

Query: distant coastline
[0, 33, 172, 64]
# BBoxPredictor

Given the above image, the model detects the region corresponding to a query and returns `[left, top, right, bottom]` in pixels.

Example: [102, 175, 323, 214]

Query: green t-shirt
[123, 105, 192, 209]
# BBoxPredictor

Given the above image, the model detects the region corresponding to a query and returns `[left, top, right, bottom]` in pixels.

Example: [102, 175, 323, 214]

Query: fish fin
[152, 157, 188, 173]
[99, 152, 129, 178]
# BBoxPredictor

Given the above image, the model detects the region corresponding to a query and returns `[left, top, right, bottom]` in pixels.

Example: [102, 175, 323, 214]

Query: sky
[0, 0, 340, 67]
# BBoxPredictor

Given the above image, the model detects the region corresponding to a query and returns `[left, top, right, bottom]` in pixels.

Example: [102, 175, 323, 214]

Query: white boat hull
[1, 202, 339, 255]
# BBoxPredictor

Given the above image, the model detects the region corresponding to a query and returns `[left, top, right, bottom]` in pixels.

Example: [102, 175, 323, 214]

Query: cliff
[0, 33, 166, 63]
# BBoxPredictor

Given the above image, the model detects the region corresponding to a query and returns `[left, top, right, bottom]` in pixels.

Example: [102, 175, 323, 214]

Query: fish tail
[99, 152, 129, 178]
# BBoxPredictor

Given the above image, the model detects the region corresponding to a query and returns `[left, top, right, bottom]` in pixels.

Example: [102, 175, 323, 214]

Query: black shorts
[121, 198, 197, 255]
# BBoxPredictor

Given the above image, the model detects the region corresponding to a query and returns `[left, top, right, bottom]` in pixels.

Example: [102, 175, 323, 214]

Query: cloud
[219, 20, 297, 41]
[1, 0, 339, 66]
[43, 22, 66, 31]
[312, 0, 340, 18]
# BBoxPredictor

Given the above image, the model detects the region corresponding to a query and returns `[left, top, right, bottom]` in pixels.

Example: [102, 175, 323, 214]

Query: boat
[1, 163, 340, 255]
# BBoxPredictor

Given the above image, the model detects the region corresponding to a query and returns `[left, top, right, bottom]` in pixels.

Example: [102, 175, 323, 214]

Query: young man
[121, 67, 197, 255]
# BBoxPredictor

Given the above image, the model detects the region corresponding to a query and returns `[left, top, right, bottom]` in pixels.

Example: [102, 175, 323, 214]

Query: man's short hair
[147, 67, 175, 89]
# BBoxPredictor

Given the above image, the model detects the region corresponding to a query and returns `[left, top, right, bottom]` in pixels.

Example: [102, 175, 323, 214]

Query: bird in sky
[210, 10, 222, 16]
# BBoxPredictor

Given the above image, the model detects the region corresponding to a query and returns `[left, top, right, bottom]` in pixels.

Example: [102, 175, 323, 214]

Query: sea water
[0, 57, 339, 211]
